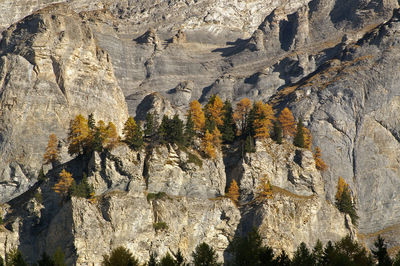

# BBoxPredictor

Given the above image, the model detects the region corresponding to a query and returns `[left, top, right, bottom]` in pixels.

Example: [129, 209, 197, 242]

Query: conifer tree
[104, 122, 119, 150]
[292, 243, 315, 266]
[257, 176, 273, 200]
[88, 113, 96, 130]
[192, 243, 220, 266]
[68, 114, 90, 156]
[144, 112, 156, 138]
[303, 127, 312, 150]
[372, 235, 392, 266]
[244, 135, 255, 153]
[123, 117, 143, 150]
[220, 100, 236, 143]
[335, 177, 359, 226]
[170, 114, 184, 145]
[204, 95, 224, 130]
[293, 119, 305, 148]
[102, 246, 139, 266]
[188, 100, 206, 132]
[314, 146, 328, 171]
[252, 101, 275, 139]
[227, 179, 240, 204]
[278, 107, 296, 137]
[201, 130, 216, 159]
[184, 114, 196, 146]
[175, 249, 185, 266]
[233, 98, 252, 136]
[43, 134, 59, 165]
[53, 169, 74, 198]
[272, 120, 283, 144]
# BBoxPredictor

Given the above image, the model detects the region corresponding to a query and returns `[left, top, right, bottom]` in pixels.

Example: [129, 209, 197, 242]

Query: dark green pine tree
[233, 228, 273, 265]
[158, 115, 170, 144]
[159, 253, 176, 266]
[170, 114, 184, 145]
[147, 253, 158, 266]
[312, 239, 324, 266]
[184, 114, 196, 146]
[144, 112, 156, 138]
[273, 250, 291, 266]
[292, 242, 315, 266]
[243, 104, 256, 138]
[88, 113, 96, 130]
[293, 118, 305, 148]
[192, 243, 220, 266]
[175, 249, 185, 266]
[336, 187, 359, 226]
[244, 135, 256, 153]
[372, 235, 393, 266]
[272, 120, 283, 144]
[220, 100, 236, 143]
[92, 127, 103, 152]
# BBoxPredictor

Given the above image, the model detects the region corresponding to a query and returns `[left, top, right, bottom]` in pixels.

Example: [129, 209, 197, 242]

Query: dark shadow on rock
[212, 38, 249, 57]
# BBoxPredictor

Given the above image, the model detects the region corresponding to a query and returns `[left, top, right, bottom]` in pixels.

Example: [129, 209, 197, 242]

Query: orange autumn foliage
[253, 101, 275, 139]
[314, 146, 328, 171]
[188, 100, 206, 132]
[43, 134, 59, 164]
[278, 107, 296, 137]
[53, 169, 74, 197]
[233, 98, 252, 134]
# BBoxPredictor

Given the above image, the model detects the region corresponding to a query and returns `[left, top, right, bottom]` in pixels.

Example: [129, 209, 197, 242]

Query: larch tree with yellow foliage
[314, 146, 328, 171]
[303, 127, 312, 150]
[253, 101, 275, 139]
[227, 179, 240, 205]
[105, 122, 119, 150]
[43, 134, 59, 165]
[335, 177, 358, 226]
[278, 107, 296, 138]
[53, 169, 74, 198]
[204, 95, 224, 132]
[68, 114, 90, 156]
[257, 176, 273, 200]
[188, 100, 206, 132]
[233, 98, 252, 136]
[201, 130, 216, 159]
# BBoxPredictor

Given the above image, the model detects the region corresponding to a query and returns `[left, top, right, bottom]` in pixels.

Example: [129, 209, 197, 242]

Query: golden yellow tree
[43, 134, 59, 165]
[105, 122, 119, 149]
[303, 127, 312, 150]
[278, 107, 296, 137]
[53, 169, 74, 197]
[68, 114, 90, 156]
[253, 101, 275, 139]
[257, 176, 273, 200]
[204, 95, 224, 127]
[227, 179, 240, 204]
[233, 98, 252, 135]
[201, 130, 216, 159]
[314, 146, 328, 171]
[188, 100, 206, 132]
[212, 127, 222, 148]
[335, 177, 349, 202]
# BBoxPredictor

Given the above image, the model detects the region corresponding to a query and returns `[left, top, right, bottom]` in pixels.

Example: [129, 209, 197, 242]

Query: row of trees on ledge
[43, 95, 328, 167]
[100, 230, 398, 266]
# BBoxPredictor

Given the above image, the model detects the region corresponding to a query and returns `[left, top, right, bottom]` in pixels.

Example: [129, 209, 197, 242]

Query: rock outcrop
[1, 0, 400, 261]
[0, 4, 128, 202]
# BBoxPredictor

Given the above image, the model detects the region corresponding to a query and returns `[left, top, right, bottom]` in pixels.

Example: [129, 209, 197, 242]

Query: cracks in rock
[50, 56, 66, 98]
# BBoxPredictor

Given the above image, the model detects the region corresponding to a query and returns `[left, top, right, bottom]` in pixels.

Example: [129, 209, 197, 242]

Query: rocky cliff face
[1, 0, 400, 262]
[0, 4, 128, 202]
[0, 141, 351, 264]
